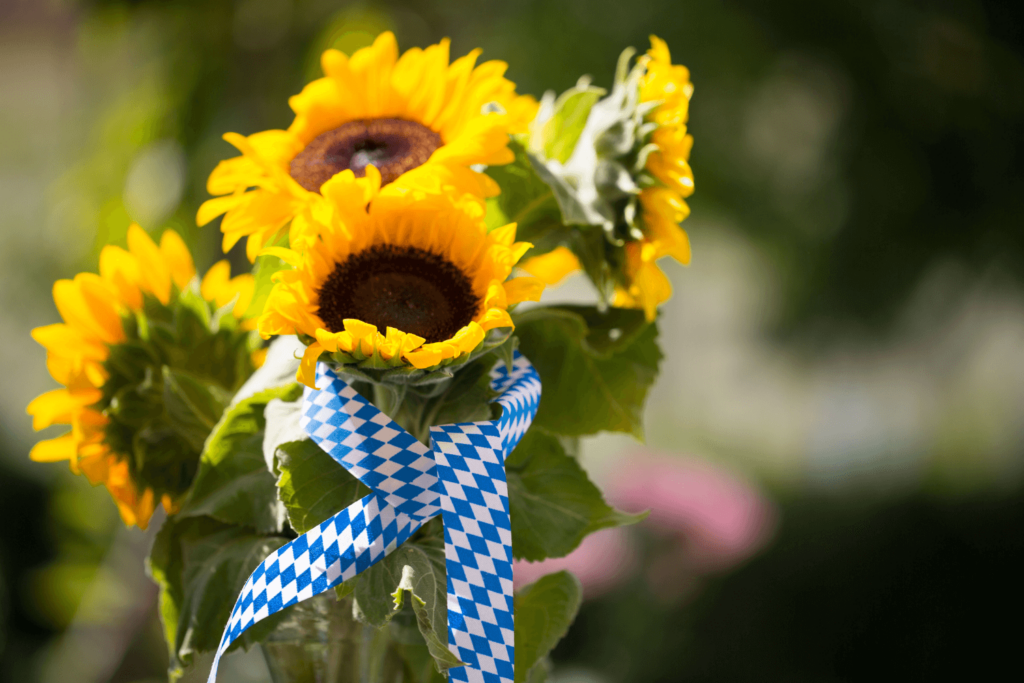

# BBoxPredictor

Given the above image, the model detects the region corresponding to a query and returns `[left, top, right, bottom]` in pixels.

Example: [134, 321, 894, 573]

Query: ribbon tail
[429, 350, 540, 682]
[206, 492, 422, 683]
[433, 420, 516, 683]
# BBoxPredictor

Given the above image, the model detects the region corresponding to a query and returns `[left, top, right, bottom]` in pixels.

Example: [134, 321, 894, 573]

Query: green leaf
[514, 306, 662, 438]
[262, 391, 310, 465]
[178, 521, 290, 657]
[177, 384, 301, 533]
[393, 560, 463, 672]
[158, 326, 254, 395]
[275, 439, 371, 534]
[507, 428, 644, 561]
[147, 516, 187, 681]
[513, 571, 583, 683]
[496, 334, 519, 375]
[564, 305, 650, 357]
[162, 366, 231, 451]
[525, 658, 552, 683]
[354, 529, 462, 673]
[568, 226, 622, 306]
[541, 79, 606, 163]
[149, 516, 290, 678]
[333, 576, 358, 601]
[484, 140, 568, 247]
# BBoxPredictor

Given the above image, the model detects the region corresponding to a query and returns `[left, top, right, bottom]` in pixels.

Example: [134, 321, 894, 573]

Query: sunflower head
[257, 168, 544, 390]
[27, 225, 260, 529]
[198, 31, 538, 263]
[522, 35, 694, 321]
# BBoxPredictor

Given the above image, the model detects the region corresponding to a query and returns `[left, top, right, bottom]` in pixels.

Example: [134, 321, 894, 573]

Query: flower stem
[372, 383, 407, 419]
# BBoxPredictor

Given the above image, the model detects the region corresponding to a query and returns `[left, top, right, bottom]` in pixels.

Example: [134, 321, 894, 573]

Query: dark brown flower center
[290, 118, 443, 192]
[317, 244, 479, 344]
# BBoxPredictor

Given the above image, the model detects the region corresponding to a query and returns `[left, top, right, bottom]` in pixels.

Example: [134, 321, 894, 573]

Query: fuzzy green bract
[492, 46, 673, 308]
[100, 291, 257, 504]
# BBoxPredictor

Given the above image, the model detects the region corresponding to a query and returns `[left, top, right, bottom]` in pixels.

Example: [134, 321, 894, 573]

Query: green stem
[419, 384, 456, 442]
[372, 383, 407, 419]
[409, 397, 431, 445]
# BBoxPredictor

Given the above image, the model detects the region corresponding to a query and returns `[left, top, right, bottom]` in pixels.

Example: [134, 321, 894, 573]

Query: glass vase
[259, 592, 408, 683]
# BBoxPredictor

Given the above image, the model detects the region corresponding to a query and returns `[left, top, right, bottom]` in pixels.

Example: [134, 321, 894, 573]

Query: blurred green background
[2, 0, 1023, 681]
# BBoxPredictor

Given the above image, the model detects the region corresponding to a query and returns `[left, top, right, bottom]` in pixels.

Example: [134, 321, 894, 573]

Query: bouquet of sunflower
[28, 32, 693, 683]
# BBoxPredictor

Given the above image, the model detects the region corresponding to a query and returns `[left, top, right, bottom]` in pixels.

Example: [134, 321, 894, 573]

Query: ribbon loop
[207, 352, 540, 683]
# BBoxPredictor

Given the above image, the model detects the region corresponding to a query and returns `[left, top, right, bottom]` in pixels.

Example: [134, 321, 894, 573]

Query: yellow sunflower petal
[31, 323, 108, 362]
[98, 245, 144, 311]
[479, 308, 514, 331]
[29, 433, 79, 462]
[127, 224, 172, 305]
[197, 194, 247, 227]
[483, 282, 508, 309]
[343, 319, 378, 341]
[200, 260, 231, 303]
[509, 241, 533, 264]
[450, 321, 485, 353]
[260, 246, 305, 268]
[162, 494, 181, 515]
[314, 327, 344, 353]
[251, 347, 268, 369]
[489, 222, 518, 248]
[27, 388, 100, 431]
[298, 342, 325, 389]
[53, 277, 124, 345]
[520, 246, 581, 286]
[404, 346, 445, 370]
[229, 274, 256, 318]
[160, 230, 196, 290]
[626, 259, 673, 322]
[503, 277, 545, 305]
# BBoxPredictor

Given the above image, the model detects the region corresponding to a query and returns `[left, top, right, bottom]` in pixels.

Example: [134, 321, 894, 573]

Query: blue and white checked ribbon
[207, 351, 541, 683]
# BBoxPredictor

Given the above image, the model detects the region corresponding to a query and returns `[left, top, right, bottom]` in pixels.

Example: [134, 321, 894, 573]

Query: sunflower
[257, 167, 544, 389]
[198, 31, 538, 262]
[27, 225, 258, 529]
[614, 36, 694, 319]
[522, 35, 694, 321]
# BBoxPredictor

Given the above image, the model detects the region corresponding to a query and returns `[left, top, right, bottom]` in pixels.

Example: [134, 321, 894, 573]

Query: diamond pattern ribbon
[207, 351, 541, 683]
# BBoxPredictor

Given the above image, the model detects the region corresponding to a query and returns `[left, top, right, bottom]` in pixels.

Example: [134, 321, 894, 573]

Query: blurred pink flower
[609, 451, 776, 572]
